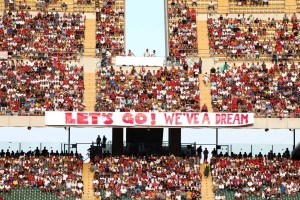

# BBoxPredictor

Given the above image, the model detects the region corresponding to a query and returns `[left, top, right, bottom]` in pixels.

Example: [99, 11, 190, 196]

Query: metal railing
[0, 141, 294, 159]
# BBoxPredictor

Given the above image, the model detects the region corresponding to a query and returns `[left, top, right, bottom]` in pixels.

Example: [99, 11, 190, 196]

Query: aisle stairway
[199, 74, 213, 112]
[197, 20, 210, 58]
[84, 72, 96, 111]
[285, 0, 297, 13]
[82, 163, 94, 200]
[200, 164, 215, 200]
[0, 0, 4, 10]
[218, 0, 229, 13]
[84, 19, 96, 57]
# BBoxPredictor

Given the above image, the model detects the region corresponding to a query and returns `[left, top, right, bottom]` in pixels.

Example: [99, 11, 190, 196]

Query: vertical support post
[251, 145, 252, 156]
[169, 128, 181, 156]
[112, 128, 124, 156]
[164, 0, 169, 58]
[216, 128, 218, 151]
[293, 129, 296, 151]
[68, 127, 71, 153]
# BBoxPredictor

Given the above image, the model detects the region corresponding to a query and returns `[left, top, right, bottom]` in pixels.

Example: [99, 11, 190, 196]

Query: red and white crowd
[208, 14, 299, 59]
[95, 65, 201, 112]
[0, 60, 85, 115]
[91, 155, 202, 199]
[96, 0, 125, 57]
[0, 11, 85, 59]
[0, 152, 83, 199]
[168, 0, 198, 60]
[211, 156, 300, 199]
[210, 61, 300, 118]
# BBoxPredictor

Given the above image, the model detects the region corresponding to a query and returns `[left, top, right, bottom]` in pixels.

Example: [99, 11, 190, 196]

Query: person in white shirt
[144, 49, 151, 57]
[151, 50, 156, 57]
[208, 1, 214, 10]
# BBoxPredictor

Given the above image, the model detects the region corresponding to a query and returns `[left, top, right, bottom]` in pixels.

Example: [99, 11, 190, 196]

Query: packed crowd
[0, 11, 85, 59]
[0, 60, 85, 115]
[168, 0, 198, 59]
[211, 156, 300, 199]
[91, 155, 202, 199]
[95, 64, 201, 112]
[210, 61, 300, 118]
[96, 0, 125, 57]
[208, 14, 299, 59]
[0, 149, 83, 200]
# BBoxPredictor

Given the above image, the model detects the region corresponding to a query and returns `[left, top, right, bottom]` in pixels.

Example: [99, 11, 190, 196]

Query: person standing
[203, 148, 209, 162]
[102, 135, 107, 148]
[197, 146, 203, 163]
[198, 58, 202, 74]
[96, 135, 101, 146]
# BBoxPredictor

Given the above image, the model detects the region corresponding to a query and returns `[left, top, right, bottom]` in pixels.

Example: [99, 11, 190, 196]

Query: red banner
[45, 112, 254, 127]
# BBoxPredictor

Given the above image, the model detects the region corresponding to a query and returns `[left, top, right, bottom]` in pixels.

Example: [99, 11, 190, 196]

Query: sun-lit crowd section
[90, 155, 201, 199]
[95, 65, 201, 112]
[211, 156, 300, 200]
[0, 11, 85, 59]
[208, 14, 300, 60]
[96, 0, 125, 57]
[210, 61, 300, 118]
[0, 149, 83, 200]
[167, 0, 198, 59]
[0, 60, 84, 115]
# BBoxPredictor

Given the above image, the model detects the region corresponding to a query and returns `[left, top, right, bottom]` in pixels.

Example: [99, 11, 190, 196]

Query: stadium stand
[0, 149, 83, 200]
[211, 155, 300, 200]
[210, 61, 300, 118]
[207, 14, 300, 61]
[90, 155, 202, 199]
[167, 0, 198, 58]
[0, 11, 85, 59]
[94, 65, 201, 112]
[95, 0, 125, 58]
[0, 60, 85, 115]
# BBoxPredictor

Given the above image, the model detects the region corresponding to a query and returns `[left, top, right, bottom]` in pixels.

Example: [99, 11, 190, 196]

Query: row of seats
[0, 60, 84, 115]
[94, 65, 201, 112]
[91, 155, 202, 199]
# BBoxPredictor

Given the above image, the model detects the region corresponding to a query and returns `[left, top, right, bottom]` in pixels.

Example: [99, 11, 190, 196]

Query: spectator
[144, 49, 150, 57]
[203, 148, 209, 162]
[203, 72, 210, 86]
[197, 146, 202, 163]
[127, 49, 135, 56]
[151, 50, 156, 57]
[208, 1, 215, 10]
[201, 104, 208, 112]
